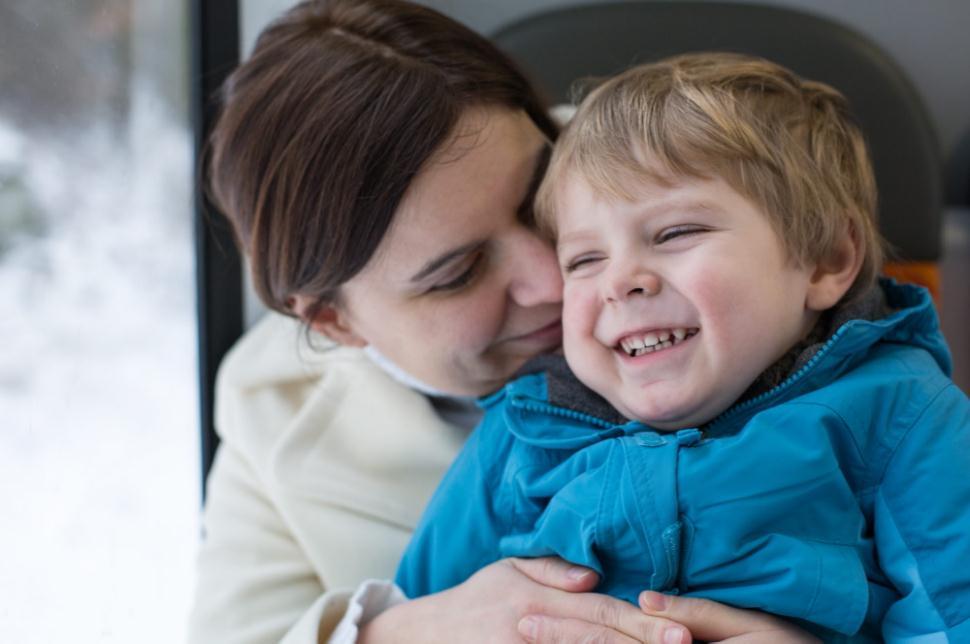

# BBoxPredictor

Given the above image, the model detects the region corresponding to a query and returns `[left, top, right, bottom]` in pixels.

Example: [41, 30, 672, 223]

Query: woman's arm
[191, 426, 818, 644]
[365, 560, 820, 644]
[188, 443, 334, 644]
[363, 558, 693, 644]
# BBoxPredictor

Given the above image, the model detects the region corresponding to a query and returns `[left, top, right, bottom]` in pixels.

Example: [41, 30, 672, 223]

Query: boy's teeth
[620, 327, 696, 356]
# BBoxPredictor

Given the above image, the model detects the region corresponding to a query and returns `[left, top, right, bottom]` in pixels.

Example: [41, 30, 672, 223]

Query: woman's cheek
[443, 294, 502, 353]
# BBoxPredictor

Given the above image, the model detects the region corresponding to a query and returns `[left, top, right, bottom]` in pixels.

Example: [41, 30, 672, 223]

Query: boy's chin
[613, 394, 713, 432]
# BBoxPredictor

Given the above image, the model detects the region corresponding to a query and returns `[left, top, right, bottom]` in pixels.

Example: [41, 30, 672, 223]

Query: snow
[0, 96, 200, 642]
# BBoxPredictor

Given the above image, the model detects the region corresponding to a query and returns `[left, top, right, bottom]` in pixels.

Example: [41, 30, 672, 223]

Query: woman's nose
[604, 264, 661, 303]
[507, 229, 563, 307]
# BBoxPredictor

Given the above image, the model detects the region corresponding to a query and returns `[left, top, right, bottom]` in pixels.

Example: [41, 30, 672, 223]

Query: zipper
[705, 322, 856, 435]
[511, 395, 623, 431]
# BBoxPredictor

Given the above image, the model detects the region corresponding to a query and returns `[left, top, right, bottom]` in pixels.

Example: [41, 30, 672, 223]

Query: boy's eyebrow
[516, 143, 552, 217]
[638, 196, 720, 219]
[556, 229, 598, 247]
[409, 240, 485, 284]
[556, 197, 721, 248]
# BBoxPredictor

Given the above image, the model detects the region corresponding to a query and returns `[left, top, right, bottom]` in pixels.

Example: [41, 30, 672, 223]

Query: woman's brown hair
[207, 0, 556, 321]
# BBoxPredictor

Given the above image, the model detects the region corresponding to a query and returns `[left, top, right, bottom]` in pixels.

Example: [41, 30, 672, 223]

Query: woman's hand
[357, 557, 692, 643]
[632, 591, 821, 643]
[521, 590, 820, 643]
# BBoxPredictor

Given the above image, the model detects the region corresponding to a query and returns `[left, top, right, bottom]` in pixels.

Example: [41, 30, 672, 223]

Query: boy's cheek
[561, 286, 601, 339]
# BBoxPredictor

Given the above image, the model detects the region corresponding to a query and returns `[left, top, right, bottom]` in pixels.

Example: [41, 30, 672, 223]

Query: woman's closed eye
[428, 253, 484, 293]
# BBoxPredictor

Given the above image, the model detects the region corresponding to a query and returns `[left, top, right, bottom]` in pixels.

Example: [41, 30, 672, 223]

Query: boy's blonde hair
[537, 52, 883, 301]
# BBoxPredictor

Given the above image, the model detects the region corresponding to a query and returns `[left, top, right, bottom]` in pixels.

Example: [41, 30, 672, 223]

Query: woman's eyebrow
[410, 144, 551, 285]
[409, 240, 484, 284]
[516, 143, 552, 216]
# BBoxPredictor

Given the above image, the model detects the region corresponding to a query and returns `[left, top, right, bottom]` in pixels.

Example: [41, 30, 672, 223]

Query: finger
[507, 557, 600, 592]
[535, 593, 691, 644]
[519, 616, 643, 644]
[719, 630, 820, 644]
[639, 592, 818, 642]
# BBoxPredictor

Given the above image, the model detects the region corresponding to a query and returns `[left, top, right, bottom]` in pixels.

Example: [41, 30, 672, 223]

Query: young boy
[395, 53, 970, 640]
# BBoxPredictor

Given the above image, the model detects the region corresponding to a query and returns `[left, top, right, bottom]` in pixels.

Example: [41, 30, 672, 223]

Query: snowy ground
[0, 103, 199, 642]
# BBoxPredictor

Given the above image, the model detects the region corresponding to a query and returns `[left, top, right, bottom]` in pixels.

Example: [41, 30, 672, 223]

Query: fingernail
[663, 626, 687, 644]
[567, 565, 591, 581]
[518, 616, 540, 641]
[639, 590, 668, 612]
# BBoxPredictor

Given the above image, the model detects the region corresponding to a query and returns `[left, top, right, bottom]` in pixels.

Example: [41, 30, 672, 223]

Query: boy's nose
[604, 268, 662, 303]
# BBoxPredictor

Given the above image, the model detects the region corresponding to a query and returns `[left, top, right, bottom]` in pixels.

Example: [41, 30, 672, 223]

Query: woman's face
[324, 107, 563, 396]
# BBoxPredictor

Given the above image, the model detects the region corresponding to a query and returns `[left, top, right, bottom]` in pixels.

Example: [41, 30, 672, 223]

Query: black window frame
[191, 0, 242, 502]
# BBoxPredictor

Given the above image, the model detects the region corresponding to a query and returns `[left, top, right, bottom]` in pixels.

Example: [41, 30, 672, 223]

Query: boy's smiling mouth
[616, 327, 699, 357]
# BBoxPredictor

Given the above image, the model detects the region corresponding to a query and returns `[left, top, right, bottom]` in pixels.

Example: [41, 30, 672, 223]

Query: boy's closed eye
[560, 223, 712, 274]
[562, 253, 606, 274]
[654, 224, 710, 244]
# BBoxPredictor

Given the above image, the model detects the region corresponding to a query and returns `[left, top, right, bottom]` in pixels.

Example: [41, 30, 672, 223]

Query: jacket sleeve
[875, 382, 970, 641]
[395, 421, 510, 598]
[188, 442, 348, 644]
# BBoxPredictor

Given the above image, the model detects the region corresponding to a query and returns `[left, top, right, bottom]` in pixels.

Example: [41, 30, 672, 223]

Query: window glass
[0, 1, 197, 641]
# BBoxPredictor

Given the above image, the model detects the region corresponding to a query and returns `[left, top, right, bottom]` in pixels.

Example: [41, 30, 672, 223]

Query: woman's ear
[805, 229, 863, 312]
[289, 295, 368, 347]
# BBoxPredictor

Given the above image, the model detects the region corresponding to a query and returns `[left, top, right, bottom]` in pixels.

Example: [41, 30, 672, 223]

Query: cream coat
[187, 312, 468, 643]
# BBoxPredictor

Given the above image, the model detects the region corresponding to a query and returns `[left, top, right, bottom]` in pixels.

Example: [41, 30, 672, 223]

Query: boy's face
[556, 173, 821, 430]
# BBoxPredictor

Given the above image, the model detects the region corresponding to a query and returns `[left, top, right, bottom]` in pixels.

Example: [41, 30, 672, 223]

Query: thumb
[507, 557, 600, 592]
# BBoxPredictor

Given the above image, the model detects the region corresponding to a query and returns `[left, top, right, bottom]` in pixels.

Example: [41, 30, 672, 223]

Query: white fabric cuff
[328, 579, 408, 644]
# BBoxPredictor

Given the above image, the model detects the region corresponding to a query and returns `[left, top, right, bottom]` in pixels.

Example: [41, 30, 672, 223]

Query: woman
[189, 1, 817, 642]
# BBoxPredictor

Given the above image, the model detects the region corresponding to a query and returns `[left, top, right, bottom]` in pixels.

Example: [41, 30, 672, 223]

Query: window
[0, 2, 197, 641]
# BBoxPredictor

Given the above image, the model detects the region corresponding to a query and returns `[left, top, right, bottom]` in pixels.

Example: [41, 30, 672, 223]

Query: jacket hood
[855, 280, 950, 374]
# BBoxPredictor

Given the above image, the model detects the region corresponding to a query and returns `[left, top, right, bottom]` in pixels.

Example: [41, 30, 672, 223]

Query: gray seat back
[493, 1, 942, 261]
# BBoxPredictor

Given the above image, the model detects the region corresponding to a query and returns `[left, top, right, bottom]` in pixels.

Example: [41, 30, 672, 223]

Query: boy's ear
[805, 230, 863, 312]
[289, 295, 368, 347]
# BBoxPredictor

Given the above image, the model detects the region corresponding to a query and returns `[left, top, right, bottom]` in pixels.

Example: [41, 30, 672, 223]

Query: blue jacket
[396, 282, 970, 641]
